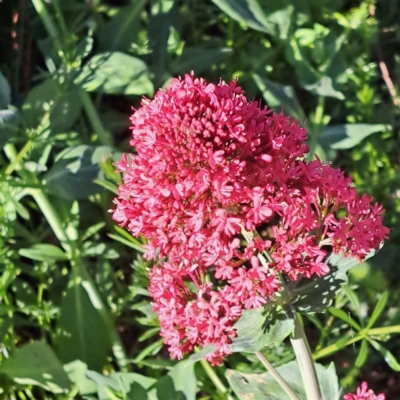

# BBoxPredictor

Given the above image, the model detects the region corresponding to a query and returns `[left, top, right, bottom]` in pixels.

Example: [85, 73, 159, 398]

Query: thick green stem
[290, 315, 321, 400]
[256, 352, 300, 400]
[199, 358, 234, 400]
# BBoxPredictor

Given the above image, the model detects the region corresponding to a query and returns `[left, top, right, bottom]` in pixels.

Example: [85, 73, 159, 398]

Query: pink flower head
[343, 382, 385, 400]
[112, 74, 389, 363]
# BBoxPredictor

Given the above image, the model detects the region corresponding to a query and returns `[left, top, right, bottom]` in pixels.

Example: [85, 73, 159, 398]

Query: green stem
[313, 334, 363, 360]
[4, 141, 33, 176]
[368, 325, 400, 336]
[50, 0, 69, 44]
[308, 96, 325, 160]
[31, 0, 63, 51]
[256, 352, 300, 400]
[29, 188, 129, 371]
[290, 315, 321, 400]
[79, 89, 112, 146]
[199, 358, 234, 400]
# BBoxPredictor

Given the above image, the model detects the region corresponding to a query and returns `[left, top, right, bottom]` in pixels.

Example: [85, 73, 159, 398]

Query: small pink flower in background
[343, 381, 385, 400]
[112, 74, 389, 363]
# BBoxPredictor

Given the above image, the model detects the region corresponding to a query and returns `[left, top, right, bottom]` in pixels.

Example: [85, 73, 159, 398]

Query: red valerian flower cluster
[112, 74, 389, 364]
[343, 382, 385, 400]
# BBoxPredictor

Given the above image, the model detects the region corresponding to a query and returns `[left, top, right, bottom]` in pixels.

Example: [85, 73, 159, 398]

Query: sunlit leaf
[0, 342, 71, 393]
[76, 52, 153, 96]
[19, 244, 68, 262]
[226, 361, 339, 400]
[319, 124, 389, 150]
[230, 306, 295, 353]
[367, 291, 389, 329]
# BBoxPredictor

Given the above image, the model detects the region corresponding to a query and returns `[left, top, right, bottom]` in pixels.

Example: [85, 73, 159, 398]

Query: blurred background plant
[0, 0, 400, 398]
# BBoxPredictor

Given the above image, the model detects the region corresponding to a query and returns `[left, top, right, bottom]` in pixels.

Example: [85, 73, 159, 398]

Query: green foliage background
[0, 0, 400, 398]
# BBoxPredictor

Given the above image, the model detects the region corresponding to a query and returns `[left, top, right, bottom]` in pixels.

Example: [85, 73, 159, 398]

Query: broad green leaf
[76, 52, 153, 96]
[172, 47, 232, 75]
[319, 124, 389, 150]
[230, 306, 294, 353]
[19, 244, 68, 262]
[43, 145, 113, 200]
[100, 0, 147, 52]
[86, 370, 153, 400]
[22, 79, 82, 132]
[55, 279, 113, 370]
[226, 361, 340, 400]
[0, 109, 18, 148]
[367, 338, 400, 371]
[0, 342, 71, 393]
[291, 247, 380, 313]
[367, 291, 389, 329]
[0, 72, 11, 108]
[211, 0, 293, 39]
[253, 74, 306, 123]
[64, 360, 97, 395]
[303, 76, 344, 99]
[154, 361, 196, 400]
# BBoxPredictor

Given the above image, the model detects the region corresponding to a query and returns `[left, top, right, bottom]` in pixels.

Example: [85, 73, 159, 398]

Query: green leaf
[253, 74, 306, 122]
[226, 360, 339, 400]
[230, 306, 295, 353]
[367, 338, 400, 371]
[303, 76, 344, 99]
[367, 291, 389, 329]
[100, 0, 147, 52]
[319, 124, 389, 150]
[76, 52, 153, 96]
[22, 80, 82, 132]
[211, 0, 293, 39]
[172, 47, 232, 75]
[55, 279, 113, 370]
[0, 342, 72, 393]
[154, 361, 196, 400]
[19, 244, 68, 262]
[43, 145, 113, 200]
[328, 308, 361, 331]
[355, 340, 369, 368]
[86, 370, 154, 400]
[179, 345, 216, 368]
[0, 72, 11, 109]
[64, 360, 97, 395]
[0, 109, 18, 148]
[147, 0, 175, 80]
[291, 248, 380, 313]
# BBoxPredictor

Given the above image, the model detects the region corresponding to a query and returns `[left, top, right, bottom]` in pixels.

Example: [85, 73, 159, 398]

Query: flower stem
[256, 351, 300, 400]
[290, 315, 321, 400]
[199, 358, 234, 400]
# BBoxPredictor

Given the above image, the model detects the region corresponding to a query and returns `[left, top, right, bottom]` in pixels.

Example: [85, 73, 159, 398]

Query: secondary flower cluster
[343, 382, 385, 400]
[113, 74, 389, 364]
